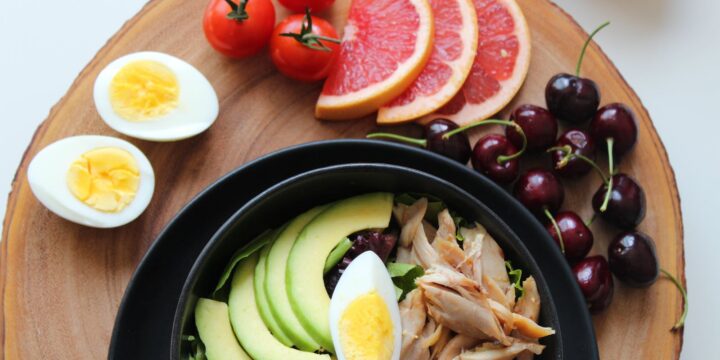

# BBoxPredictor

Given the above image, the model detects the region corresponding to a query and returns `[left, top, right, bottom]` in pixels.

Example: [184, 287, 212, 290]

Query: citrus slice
[315, 0, 434, 120]
[377, 0, 478, 124]
[420, 0, 531, 125]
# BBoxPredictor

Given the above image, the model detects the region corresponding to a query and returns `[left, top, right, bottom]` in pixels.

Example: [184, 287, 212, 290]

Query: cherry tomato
[203, 0, 276, 58]
[278, 0, 335, 13]
[270, 12, 340, 82]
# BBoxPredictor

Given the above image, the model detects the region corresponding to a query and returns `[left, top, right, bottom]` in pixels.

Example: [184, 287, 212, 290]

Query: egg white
[93, 51, 219, 142]
[27, 135, 155, 228]
[328, 251, 402, 360]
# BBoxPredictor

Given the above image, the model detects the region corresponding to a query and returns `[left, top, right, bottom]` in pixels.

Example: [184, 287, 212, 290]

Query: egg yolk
[109, 60, 179, 121]
[66, 147, 140, 212]
[339, 291, 394, 360]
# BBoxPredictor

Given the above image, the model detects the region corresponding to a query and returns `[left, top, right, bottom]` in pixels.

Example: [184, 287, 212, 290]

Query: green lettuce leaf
[213, 229, 276, 295]
[505, 260, 524, 298]
[324, 237, 352, 274]
[387, 262, 425, 301]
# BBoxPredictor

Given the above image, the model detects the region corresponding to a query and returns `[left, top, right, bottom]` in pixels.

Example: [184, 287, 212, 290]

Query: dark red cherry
[471, 134, 520, 184]
[424, 119, 472, 163]
[572, 255, 614, 314]
[608, 231, 659, 288]
[589, 103, 638, 158]
[506, 105, 558, 152]
[550, 129, 596, 178]
[367, 119, 471, 164]
[545, 73, 600, 124]
[592, 174, 646, 229]
[513, 168, 564, 217]
[546, 211, 594, 264]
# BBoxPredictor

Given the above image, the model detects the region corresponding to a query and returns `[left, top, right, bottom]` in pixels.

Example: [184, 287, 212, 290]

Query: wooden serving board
[0, 0, 685, 358]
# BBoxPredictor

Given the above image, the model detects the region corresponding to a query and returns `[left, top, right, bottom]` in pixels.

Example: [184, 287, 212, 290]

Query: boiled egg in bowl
[329, 251, 401, 360]
[94, 51, 219, 142]
[27, 135, 155, 228]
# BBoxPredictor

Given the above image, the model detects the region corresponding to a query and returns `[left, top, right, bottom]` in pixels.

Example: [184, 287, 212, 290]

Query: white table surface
[1, 0, 717, 358]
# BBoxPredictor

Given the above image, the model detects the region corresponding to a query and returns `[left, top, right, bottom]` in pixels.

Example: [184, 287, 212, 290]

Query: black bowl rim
[109, 139, 597, 359]
[171, 162, 561, 359]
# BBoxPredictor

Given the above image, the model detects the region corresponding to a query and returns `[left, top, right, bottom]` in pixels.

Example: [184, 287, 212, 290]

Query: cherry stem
[546, 145, 608, 183]
[575, 21, 610, 77]
[600, 138, 615, 212]
[544, 208, 564, 254]
[585, 213, 596, 227]
[366, 132, 427, 147]
[225, 0, 249, 21]
[279, 8, 341, 52]
[442, 119, 527, 164]
[660, 268, 688, 331]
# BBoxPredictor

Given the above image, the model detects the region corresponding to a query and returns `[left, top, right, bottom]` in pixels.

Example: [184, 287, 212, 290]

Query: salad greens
[387, 262, 425, 301]
[505, 260, 525, 298]
[214, 229, 276, 296]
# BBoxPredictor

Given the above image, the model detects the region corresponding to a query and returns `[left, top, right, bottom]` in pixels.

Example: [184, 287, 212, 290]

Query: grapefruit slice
[421, 0, 531, 125]
[377, 0, 479, 124]
[315, 0, 434, 120]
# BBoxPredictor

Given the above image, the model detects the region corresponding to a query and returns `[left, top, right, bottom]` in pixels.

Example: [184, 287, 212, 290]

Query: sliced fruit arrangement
[376, 0, 478, 124]
[191, 193, 555, 359]
[315, 0, 435, 120]
[421, 0, 531, 125]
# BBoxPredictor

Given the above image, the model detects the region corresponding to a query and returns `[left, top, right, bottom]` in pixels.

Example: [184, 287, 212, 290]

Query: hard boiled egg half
[329, 251, 401, 360]
[94, 51, 219, 141]
[28, 135, 154, 228]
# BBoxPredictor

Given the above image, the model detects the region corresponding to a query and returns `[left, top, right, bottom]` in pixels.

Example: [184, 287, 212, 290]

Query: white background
[0, 0, 717, 358]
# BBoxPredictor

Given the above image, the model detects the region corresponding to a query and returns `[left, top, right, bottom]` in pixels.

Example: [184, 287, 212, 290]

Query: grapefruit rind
[315, 0, 435, 120]
[376, 0, 479, 124]
[420, 0, 531, 125]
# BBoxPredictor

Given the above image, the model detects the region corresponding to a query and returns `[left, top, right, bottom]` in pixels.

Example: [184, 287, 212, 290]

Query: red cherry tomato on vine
[270, 11, 340, 82]
[203, 0, 276, 58]
[278, 0, 335, 13]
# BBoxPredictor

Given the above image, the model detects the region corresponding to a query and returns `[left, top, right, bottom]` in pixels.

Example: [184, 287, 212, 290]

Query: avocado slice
[255, 244, 295, 347]
[286, 192, 394, 352]
[229, 255, 331, 360]
[194, 298, 251, 360]
[265, 206, 328, 352]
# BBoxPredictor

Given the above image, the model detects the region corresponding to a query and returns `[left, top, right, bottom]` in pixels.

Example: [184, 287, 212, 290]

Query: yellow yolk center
[339, 291, 394, 360]
[109, 60, 179, 121]
[67, 147, 140, 212]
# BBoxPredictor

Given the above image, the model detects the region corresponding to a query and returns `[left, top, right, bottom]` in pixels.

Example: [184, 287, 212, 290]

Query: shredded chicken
[433, 210, 471, 274]
[394, 199, 428, 248]
[454, 340, 545, 360]
[399, 289, 430, 360]
[437, 334, 481, 360]
[394, 199, 553, 359]
[419, 266, 509, 345]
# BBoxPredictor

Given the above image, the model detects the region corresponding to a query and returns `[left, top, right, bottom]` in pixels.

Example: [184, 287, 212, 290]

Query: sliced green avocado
[194, 298, 251, 360]
[255, 244, 294, 347]
[265, 206, 328, 352]
[286, 192, 394, 352]
[229, 255, 331, 360]
[323, 237, 352, 274]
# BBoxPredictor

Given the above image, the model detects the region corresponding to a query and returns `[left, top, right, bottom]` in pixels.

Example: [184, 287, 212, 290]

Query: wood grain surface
[0, 0, 685, 358]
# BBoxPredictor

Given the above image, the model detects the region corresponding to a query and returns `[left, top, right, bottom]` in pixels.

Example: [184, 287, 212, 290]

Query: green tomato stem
[576, 21, 611, 76]
[225, 0, 249, 21]
[441, 119, 527, 164]
[660, 268, 688, 331]
[600, 138, 615, 212]
[279, 8, 341, 52]
[545, 208, 564, 254]
[366, 132, 427, 147]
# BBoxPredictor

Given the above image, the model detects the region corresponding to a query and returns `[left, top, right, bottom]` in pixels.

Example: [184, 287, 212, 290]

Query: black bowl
[171, 163, 561, 359]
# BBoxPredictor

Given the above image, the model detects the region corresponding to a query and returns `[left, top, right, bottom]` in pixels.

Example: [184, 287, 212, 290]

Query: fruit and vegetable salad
[188, 193, 555, 359]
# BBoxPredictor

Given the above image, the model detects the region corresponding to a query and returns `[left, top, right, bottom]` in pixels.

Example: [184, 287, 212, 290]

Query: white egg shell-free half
[27, 135, 155, 228]
[329, 251, 402, 360]
[94, 51, 219, 142]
